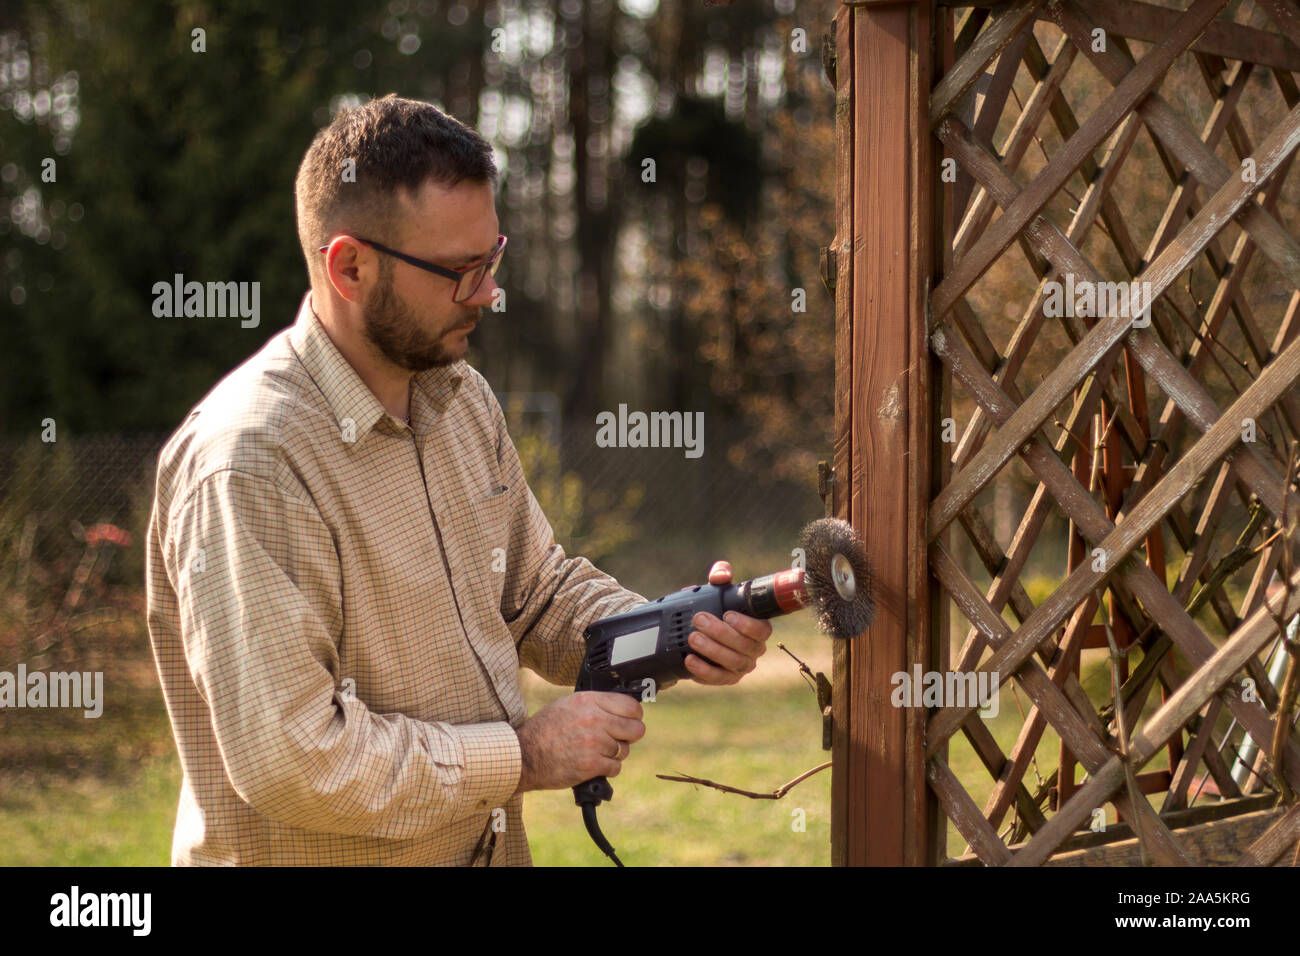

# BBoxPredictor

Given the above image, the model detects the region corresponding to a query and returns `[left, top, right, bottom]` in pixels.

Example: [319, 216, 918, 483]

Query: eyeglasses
[318, 234, 507, 303]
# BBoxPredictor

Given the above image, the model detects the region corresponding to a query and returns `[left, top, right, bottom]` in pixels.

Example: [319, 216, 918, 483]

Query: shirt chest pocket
[444, 483, 515, 618]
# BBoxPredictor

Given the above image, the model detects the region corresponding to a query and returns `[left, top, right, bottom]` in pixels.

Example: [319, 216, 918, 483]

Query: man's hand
[684, 560, 775, 686]
[515, 691, 645, 794]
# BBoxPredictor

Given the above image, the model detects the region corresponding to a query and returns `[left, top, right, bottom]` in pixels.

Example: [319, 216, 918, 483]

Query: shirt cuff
[457, 722, 524, 815]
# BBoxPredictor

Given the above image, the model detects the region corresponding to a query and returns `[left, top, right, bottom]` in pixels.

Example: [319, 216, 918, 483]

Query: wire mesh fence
[0, 399, 826, 656]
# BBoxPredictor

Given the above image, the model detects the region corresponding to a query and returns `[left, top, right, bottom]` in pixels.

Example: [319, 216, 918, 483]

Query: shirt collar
[288, 293, 465, 440]
[411, 352, 467, 417]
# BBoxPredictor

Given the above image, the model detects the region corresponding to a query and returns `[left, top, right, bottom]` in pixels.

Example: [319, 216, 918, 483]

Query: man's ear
[320, 237, 372, 304]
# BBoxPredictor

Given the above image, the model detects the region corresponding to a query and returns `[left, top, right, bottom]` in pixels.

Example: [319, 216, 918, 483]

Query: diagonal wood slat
[929, 96, 1300, 540]
[929, 327, 1300, 795]
[839, 0, 1300, 865]
[930, 542, 1193, 862]
[1052, 0, 1300, 290]
[931, 0, 1043, 127]
[1011, 564, 1300, 865]
[930, 0, 1231, 324]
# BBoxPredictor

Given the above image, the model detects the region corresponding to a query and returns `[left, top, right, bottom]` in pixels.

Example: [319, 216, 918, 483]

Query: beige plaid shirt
[145, 293, 645, 866]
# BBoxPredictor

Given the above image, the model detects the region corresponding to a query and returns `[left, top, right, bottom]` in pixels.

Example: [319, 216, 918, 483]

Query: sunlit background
[0, 0, 840, 866]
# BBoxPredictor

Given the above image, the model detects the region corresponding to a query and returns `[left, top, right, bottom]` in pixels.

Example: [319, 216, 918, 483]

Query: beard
[362, 267, 479, 372]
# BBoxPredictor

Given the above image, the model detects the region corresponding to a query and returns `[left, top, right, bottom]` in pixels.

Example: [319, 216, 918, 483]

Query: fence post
[830, 0, 938, 867]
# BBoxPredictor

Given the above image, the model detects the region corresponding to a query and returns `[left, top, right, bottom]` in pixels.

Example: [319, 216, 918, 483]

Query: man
[145, 94, 773, 866]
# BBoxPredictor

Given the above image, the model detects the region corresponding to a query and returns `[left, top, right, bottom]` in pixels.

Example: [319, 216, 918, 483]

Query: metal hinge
[817, 460, 834, 516]
[821, 19, 836, 87]
[819, 245, 837, 295]
[818, 672, 834, 750]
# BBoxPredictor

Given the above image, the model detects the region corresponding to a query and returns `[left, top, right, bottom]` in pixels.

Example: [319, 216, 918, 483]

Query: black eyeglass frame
[317, 234, 507, 303]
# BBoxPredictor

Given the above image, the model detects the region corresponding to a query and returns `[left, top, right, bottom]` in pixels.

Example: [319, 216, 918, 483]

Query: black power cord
[581, 804, 624, 868]
[573, 774, 626, 866]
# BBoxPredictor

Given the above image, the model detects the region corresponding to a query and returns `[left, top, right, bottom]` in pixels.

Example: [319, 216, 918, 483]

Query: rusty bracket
[817, 459, 835, 515]
[821, 19, 836, 87]
[819, 245, 837, 295]
[818, 672, 834, 750]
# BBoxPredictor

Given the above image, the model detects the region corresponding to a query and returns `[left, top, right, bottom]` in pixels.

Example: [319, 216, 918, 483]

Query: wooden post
[830, 0, 937, 866]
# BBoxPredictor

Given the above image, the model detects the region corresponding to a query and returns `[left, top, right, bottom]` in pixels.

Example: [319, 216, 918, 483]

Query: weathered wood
[953, 26, 1029, 218]
[835, 0, 935, 868]
[953, 35, 1075, 261]
[1053, 0, 1300, 296]
[1067, 0, 1300, 74]
[933, 3, 957, 865]
[961, 717, 1049, 836]
[928, 755, 1013, 864]
[1257, 0, 1300, 53]
[1236, 800, 1300, 866]
[929, 269, 1127, 536]
[952, 5, 990, 66]
[931, 0, 1230, 324]
[940, 111, 1149, 504]
[1137, 60, 1251, 283]
[955, 104, 1143, 474]
[1012, 565, 1300, 866]
[904, 0, 936, 868]
[945, 793, 1280, 864]
[1120, 467, 1266, 742]
[943, 338, 1136, 824]
[930, 0, 1041, 127]
[841, 0, 1300, 868]
[981, 593, 1098, 834]
[929, 321, 1300, 775]
[1202, 734, 1246, 800]
[931, 542, 1109, 773]
[930, 93, 1300, 542]
[930, 542, 1192, 864]
[1162, 697, 1221, 811]
[1045, 807, 1289, 866]
[829, 1, 854, 871]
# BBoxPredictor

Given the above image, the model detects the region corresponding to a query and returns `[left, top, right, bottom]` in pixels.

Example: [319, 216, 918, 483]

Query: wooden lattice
[830, 0, 1300, 865]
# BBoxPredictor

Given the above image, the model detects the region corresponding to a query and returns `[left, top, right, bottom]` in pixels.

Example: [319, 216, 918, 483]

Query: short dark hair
[294, 94, 498, 281]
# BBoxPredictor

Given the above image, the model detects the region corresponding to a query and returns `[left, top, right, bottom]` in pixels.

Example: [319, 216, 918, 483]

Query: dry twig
[656, 763, 832, 800]
[657, 644, 833, 800]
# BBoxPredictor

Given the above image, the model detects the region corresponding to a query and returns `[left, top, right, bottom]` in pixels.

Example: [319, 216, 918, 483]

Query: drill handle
[573, 775, 614, 806]
[571, 684, 644, 808]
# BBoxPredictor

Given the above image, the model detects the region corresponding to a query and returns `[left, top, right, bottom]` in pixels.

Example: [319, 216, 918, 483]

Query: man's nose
[466, 273, 501, 307]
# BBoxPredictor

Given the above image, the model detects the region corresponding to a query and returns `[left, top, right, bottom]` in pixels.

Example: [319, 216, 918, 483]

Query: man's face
[361, 178, 500, 371]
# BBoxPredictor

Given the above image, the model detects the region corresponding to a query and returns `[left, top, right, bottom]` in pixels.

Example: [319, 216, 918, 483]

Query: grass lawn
[0, 754, 179, 866]
[0, 616, 840, 866]
[0, 597, 1200, 866]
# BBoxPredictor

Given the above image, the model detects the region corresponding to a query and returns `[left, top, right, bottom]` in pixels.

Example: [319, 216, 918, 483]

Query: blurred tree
[625, 4, 836, 486]
[0, 0, 481, 431]
[0, 0, 840, 501]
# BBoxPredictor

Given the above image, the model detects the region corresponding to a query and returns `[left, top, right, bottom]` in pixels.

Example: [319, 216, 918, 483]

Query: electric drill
[571, 517, 874, 866]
